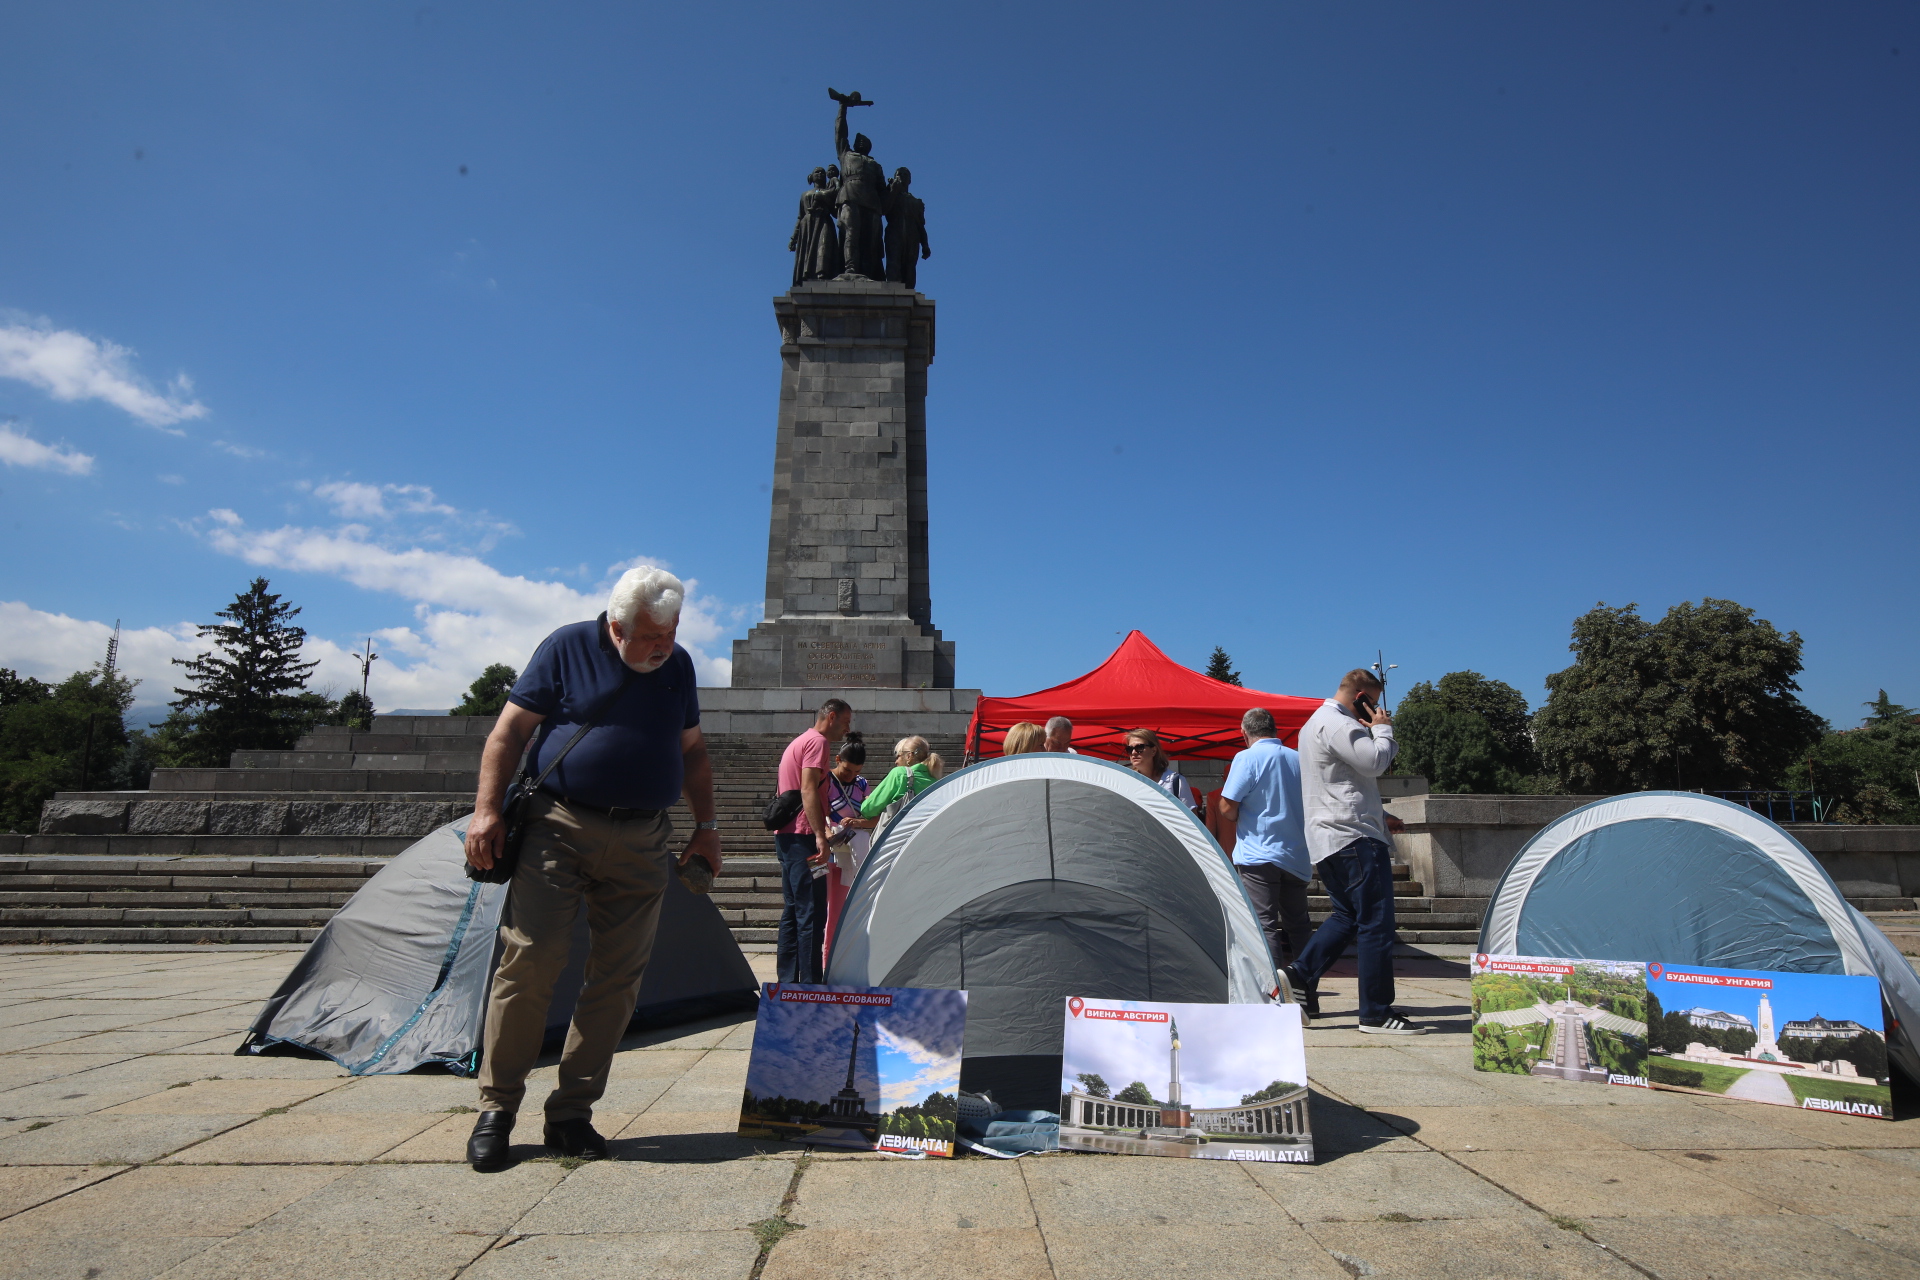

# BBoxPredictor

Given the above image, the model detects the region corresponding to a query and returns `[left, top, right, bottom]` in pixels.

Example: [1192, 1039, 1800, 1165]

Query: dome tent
[1478, 791, 1920, 1084]
[239, 819, 759, 1074]
[825, 753, 1276, 1110]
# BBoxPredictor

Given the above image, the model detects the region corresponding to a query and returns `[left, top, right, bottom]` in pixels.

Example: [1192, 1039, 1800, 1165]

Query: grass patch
[1783, 1073, 1892, 1110]
[1548, 1215, 1589, 1233]
[167, 1081, 194, 1090]
[258, 1106, 291, 1117]
[1377, 1212, 1416, 1223]
[23, 1121, 50, 1132]
[749, 1218, 803, 1252]
[444, 1105, 476, 1114]
[1651, 1060, 1746, 1095]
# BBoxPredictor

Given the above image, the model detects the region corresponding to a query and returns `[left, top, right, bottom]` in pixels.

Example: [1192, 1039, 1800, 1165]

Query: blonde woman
[1002, 721, 1045, 756]
[1124, 728, 1202, 816]
[860, 735, 936, 823]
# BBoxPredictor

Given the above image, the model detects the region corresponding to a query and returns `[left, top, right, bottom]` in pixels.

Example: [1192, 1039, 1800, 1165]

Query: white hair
[1045, 716, 1073, 734]
[608, 565, 684, 628]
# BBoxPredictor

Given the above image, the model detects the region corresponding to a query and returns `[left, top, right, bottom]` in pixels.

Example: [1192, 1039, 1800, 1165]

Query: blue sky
[1648, 963, 1885, 1033]
[743, 986, 964, 1115]
[1, 3, 1913, 724]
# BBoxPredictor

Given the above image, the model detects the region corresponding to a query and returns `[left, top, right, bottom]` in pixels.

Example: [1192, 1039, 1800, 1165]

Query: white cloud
[213, 440, 264, 459]
[194, 507, 740, 707]
[0, 423, 93, 475]
[0, 602, 200, 716]
[312, 480, 459, 521]
[157, 473, 185, 485]
[0, 320, 207, 429]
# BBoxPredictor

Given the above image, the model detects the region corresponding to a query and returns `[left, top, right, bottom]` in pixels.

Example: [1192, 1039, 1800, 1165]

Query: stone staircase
[7, 713, 1507, 948]
[6, 717, 966, 948]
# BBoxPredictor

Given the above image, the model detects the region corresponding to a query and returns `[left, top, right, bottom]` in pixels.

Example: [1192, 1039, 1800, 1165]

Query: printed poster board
[1058, 997, 1313, 1163]
[1471, 954, 1650, 1087]
[1644, 962, 1892, 1120]
[738, 983, 967, 1156]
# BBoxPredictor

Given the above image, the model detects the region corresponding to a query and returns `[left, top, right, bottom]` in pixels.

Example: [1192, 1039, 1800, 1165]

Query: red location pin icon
[1647, 963, 1663, 979]
[1068, 997, 1084, 1018]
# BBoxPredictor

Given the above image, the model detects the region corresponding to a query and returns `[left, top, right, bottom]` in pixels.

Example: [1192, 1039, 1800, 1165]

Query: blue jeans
[775, 833, 828, 984]
[1290, 837, 1398, 1024]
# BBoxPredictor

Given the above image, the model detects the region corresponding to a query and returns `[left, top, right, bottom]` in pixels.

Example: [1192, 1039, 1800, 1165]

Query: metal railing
[1708, 790, 1827, 823]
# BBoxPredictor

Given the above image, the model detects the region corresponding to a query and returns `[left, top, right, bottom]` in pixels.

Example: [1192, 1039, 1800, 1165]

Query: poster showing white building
[738, 984, 967, 1156]
[1644, 962, 1891, 1120]
[1058, 997, 1312, 1164]
[1471, 954, 1650, 1087]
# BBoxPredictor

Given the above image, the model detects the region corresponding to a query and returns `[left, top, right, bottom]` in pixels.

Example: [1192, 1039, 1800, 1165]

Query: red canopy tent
[964, 631, 1324, 763]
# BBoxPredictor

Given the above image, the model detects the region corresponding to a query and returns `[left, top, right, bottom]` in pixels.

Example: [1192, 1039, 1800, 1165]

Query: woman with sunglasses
[1123, 728, 1202, 817]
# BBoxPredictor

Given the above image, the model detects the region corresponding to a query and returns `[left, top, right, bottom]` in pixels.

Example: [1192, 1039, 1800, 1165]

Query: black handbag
[466, 670, 635, 884]
[761, 789, 804, 832]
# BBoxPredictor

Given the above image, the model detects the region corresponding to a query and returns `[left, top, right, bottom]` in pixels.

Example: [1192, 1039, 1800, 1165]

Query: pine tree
[169, 579, 323, 766]
[451, 664, 520, 716]
[335, 690, 375, 731]
[1204, 646, 1242, 686]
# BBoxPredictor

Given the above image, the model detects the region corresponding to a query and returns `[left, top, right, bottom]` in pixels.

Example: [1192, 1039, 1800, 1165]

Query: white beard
[628, 651, 670, 674]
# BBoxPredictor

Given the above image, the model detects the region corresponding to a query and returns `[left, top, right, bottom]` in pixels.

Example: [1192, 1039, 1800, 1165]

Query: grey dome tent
[824, 754, 1276, 1110]
[1478, 791, 1920, 1084]
[239, 819, 758, 1074]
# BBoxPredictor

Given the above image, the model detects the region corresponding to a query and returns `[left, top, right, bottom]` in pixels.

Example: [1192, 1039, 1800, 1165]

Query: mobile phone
[1353, 693, 1377, 721]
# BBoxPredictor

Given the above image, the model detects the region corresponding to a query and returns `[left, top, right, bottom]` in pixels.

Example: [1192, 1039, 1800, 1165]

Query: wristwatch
[694, 820, 720, 831]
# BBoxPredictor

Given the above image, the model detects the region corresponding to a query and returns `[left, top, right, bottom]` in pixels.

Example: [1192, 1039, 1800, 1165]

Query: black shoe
[467, 1111, 515, 1172]
[1280, 967, 1321, 1018]
[543, 1117, 610, 1161]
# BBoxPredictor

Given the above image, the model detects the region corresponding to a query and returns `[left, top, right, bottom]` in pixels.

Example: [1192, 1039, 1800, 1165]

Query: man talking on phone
[1279, 669, 1427, 1034]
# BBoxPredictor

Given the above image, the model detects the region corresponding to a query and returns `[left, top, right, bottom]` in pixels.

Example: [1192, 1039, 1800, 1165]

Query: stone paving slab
[0, 948, 1911, 1280]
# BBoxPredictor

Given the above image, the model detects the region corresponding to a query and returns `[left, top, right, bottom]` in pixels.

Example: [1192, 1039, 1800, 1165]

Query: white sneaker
[1358, 1012, 1429, 1035]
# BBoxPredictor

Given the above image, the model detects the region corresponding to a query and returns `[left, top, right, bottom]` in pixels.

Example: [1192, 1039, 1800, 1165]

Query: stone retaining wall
[1391, 793, 1920, 901]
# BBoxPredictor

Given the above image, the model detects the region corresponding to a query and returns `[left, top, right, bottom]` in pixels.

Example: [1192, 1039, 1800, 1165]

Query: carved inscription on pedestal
[789, 637, 901, 688]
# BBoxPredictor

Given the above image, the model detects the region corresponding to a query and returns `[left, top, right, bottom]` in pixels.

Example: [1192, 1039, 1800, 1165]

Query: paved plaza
[0, 947, 1914, 1279]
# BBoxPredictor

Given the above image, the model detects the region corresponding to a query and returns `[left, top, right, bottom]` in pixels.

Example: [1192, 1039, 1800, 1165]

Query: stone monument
[731, 89, 956, 692]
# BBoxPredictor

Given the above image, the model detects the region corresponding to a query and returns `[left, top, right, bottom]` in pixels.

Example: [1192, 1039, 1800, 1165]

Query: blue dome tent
[1477, 792, 1920, 1084]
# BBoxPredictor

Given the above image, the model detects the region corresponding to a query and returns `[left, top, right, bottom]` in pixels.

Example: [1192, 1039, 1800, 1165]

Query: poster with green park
[1471, 954, 1649, 1087]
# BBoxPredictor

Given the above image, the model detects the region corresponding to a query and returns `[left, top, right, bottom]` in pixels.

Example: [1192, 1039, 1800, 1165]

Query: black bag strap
[523, 668, 637, 796]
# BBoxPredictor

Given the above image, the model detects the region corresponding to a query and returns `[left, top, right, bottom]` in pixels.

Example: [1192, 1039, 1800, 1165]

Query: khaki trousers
[478, 794, 670, 1120]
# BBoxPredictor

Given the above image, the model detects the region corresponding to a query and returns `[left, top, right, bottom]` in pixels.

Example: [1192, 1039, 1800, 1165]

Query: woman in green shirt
[860, 735, 937, 823]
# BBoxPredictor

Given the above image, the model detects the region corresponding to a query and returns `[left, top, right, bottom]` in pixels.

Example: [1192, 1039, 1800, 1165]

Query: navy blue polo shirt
[507, 614, 700, 811]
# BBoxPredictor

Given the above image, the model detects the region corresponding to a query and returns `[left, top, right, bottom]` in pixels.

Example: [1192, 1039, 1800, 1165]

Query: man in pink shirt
[776, 698, 852, 982]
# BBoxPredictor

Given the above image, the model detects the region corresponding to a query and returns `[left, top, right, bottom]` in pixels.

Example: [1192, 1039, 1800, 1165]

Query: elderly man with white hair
[1043, 716, 1077, 754]
[462, 565, 720, 1171]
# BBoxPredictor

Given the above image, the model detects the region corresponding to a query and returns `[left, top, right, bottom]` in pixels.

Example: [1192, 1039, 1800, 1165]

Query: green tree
[451, 663, 519, 716]
[1786, 711, 1920, 825]
[1204, 647, 1242, 687]
[166, 579, 326, 768]
[1864, 691, 1915, 725]
[1532, 599, 1825, 793]
[1393, 705, 1504, 793]
[0, 664, 137, 833]
[1399, 672, 1538, 768]
[1114, 1081, 1157, 1106]
[1075, 1072, 1110, 1098]
[334, 689, 375, 731]
[1239, 1079, 1302, 1105]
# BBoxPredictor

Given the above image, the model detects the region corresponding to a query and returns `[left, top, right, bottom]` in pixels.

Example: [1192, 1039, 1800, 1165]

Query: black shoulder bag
[467, 670, 635, 884]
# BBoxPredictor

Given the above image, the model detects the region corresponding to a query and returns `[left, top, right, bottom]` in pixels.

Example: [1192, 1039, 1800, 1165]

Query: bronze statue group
[790, 88, 930, 288]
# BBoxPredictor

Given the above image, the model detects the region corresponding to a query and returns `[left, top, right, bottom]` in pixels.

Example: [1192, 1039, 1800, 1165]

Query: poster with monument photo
[1644, 962, 1891, 1120]
[1471, 954, 1650, 1087]
[1058, 997, 1313, 1163]
[738, 984, 967, 1156]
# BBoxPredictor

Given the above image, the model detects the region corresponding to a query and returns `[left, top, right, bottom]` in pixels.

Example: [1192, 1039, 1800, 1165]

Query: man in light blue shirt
[1215, 707, 1315, 1007]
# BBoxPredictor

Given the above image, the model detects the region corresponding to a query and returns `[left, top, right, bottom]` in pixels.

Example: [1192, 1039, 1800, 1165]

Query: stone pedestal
[732, 279, 956, 689]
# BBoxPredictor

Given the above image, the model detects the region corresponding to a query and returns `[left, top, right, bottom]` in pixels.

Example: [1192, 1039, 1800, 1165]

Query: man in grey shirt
[1279, 668, 1428, 1034]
